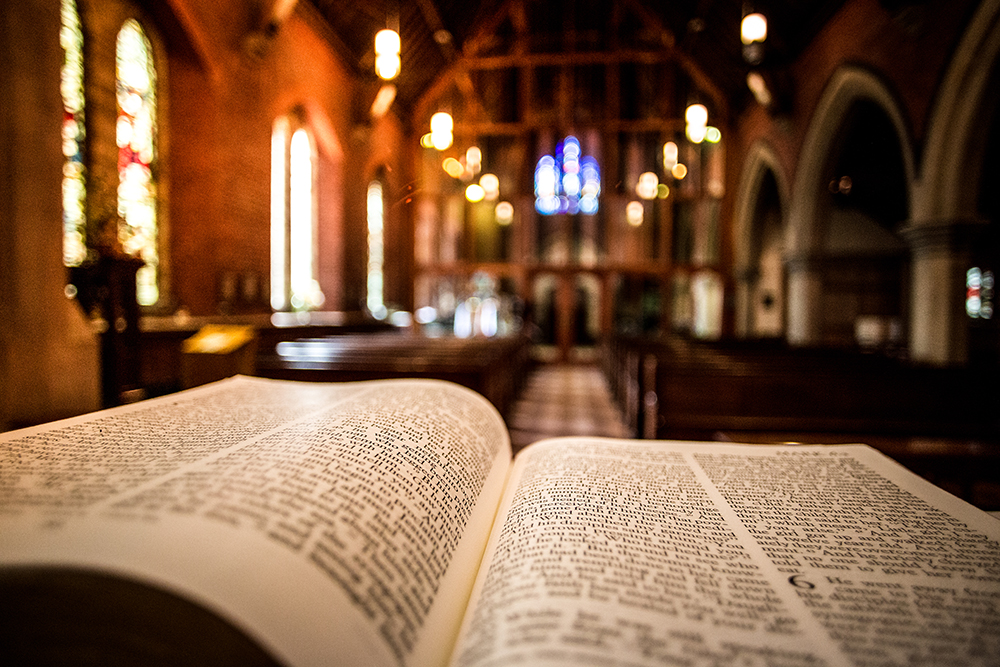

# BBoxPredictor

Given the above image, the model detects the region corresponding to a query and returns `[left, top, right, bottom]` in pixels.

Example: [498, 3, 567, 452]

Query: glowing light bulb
[375, 53, 400, 80]
[374, 29, 400, 80]
[375, 29, 400, 55]
[465, 183, 485, 202]
[636, 172, 659, 200]
[466, 146, 482, 173]
[480, 173, 499, 199]
[495, 201, 514, 225]
[686, 124, 708, 144]
[626, 201, 644, 227]
[741, 13, 767, 45]
[429, 112, 453, 150]
[685, 103, 708, 127]
[663, 141, 678, 170]
[443, 157, 465, 178]
[430, 112, 453, 133]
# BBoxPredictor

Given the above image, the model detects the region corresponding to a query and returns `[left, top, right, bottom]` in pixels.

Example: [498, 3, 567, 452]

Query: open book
[1, 376, 997, 666]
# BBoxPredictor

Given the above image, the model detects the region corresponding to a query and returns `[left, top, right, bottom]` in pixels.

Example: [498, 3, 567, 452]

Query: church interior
[1, 0, 998, 507]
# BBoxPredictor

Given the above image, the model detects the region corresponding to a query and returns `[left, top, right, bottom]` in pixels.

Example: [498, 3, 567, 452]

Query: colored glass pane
[270, 118, 289, 311]
[61, 0, 86, 266]
[367, 180, 386, 319]
[116, 19, 158, 305]
[270, 118, 322, 312]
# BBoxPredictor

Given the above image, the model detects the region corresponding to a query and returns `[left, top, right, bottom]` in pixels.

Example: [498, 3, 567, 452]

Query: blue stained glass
[534, 136, 600, 215]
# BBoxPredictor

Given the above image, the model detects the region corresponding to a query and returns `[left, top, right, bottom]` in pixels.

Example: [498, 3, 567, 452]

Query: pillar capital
[900, 218, 990, 254]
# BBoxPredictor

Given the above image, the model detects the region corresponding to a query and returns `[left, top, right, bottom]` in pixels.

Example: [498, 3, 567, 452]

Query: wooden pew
[139, 312, 393, 397]
[605, 334, 999, 440]
[253, 332, 534, 420]
[602, 334, 1000, 508]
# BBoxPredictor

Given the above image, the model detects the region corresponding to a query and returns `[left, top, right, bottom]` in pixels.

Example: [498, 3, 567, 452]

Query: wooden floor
[507, 364, 629, 453]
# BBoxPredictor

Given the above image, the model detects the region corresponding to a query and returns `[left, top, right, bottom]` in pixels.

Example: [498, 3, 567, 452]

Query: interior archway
[908, 0, 1000, 365]
[748, 169, 785, 338]
[733, 142, 790, 339]
[817, 100, 910, 348]
[787, 67, 914, 347]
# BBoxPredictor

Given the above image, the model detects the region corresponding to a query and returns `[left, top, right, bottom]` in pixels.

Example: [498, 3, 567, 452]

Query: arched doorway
[786, 67, 915, 349]
[749, 169, 785, 338]
[734, 142, 790, 340]
[818, 99, 909, 349]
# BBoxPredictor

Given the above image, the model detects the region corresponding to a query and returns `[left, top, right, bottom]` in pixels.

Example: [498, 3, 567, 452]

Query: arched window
[367, 177, 386, 319]
[61, 0, 86, 267]
[116, 18, 159, 306]
[271, 115, 323, 311]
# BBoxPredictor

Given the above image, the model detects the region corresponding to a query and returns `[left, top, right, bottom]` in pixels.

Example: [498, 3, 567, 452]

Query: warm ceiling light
[375, 28, 400, 54]
[430, 111, 453, 150]
[663, 141, 678, 170]
[443, 157, 464, 178]
[626, 201, 644, 227]
[375, 53, 400, 80]
[686, 124, 708, 143]
[741, 13, 767, 45]
[685, 103, 708, 127]
[480, 173, 499, 199]
[466, 146, 482, 173]
[495, 201, 514, 225]
[465, 183, 485, 202]
[430, 111, 453, 133]
[374, 29, 400, 80]
[636, 172, 659, 200]
[685, 104, 708, 142]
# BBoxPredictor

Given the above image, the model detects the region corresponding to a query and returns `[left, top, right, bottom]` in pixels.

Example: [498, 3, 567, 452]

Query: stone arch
[908, 0, 1000, 365]
[733, 141, 790, 338]
[916, 0, 1000, 220]
[786, 66, 915, 346]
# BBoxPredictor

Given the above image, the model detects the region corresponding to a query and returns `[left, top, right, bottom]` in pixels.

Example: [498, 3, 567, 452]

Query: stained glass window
[289, 128, 320, 309]
[116, 19, 158, 306]
[367, 180, 386, 319]
[270, 117, 289, 311]
[271, 116, 323, 311]
[61, 0, 86, 267]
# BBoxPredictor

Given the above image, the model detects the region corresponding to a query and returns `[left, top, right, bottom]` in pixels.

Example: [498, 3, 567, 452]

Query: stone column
[901, 219, 986, 366]
[785, 254, 824, 346]
[732, 265, 758, 338]
[0, 0, 100, 429]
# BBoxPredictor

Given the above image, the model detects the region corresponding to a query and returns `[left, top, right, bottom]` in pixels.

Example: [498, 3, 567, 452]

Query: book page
[450, 438, 1000, 667]
[0, 376, 512, 667]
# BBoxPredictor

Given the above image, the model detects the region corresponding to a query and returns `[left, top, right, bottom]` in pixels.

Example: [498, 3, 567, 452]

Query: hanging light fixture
[741, 11, 767, 64]
[626, 201, 644, 227]
[685, 103, 708, 143]
[374, 28, 400, 80]
[429, 111, 453, 150]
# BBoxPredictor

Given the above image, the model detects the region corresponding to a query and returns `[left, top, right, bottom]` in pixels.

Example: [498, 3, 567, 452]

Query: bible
[1, 376, 997, 666]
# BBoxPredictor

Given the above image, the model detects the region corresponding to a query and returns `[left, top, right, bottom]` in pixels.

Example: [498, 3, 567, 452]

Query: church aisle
[506, 364, 629, 454]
